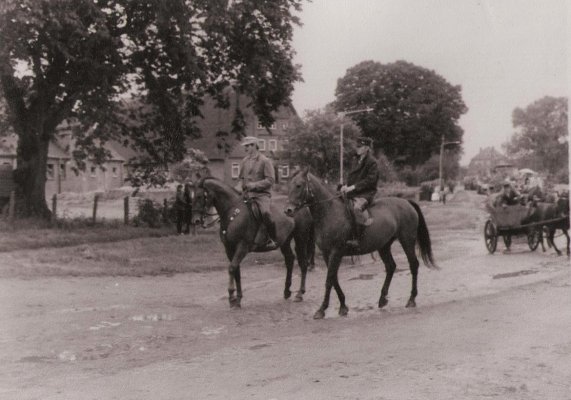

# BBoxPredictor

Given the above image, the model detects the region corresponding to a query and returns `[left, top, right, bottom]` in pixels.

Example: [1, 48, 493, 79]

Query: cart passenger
[498, 180, 521, 207]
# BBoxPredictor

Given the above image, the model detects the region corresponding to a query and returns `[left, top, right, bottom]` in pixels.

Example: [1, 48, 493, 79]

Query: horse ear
[301, 165, 309, 177]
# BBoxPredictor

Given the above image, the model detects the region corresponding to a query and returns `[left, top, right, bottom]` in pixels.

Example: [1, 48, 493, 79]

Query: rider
[238, 136, 278, 250]
[340, 136, 380, 248]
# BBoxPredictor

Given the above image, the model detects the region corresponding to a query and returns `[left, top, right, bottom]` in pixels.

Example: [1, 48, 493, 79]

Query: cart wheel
[484, 220, 497, 254]
[503, 234, 512, 250]
[528, 228, 541, 251]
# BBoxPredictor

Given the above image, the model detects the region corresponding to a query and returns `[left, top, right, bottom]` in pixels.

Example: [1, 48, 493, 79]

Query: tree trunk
[14, 131, 52, 219]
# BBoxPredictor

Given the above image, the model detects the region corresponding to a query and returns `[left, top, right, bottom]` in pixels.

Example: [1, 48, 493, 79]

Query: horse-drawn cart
[483, 204, 542, 254]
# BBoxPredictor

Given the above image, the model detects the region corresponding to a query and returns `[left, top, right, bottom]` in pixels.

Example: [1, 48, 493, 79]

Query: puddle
[131, 314, 174, 322]
[89, 321, 121, 330]
[201, 326, 226, 336]
[492, 270, 538, 279]
[349, 273, 376, 281]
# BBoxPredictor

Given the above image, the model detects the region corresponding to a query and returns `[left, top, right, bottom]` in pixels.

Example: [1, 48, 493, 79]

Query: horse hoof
[284, 290, 292, 300]
[339, 306, 349, 317]
[313, 310, 325, 320]
[405, 300, 416, 308]
[293, 294, 303, 302]
[378, 298, 388, 308]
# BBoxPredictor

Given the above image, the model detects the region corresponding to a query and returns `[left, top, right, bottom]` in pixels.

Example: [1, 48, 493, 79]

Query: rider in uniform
[339, 136, 380, 248]
[238, 136, 278, 250]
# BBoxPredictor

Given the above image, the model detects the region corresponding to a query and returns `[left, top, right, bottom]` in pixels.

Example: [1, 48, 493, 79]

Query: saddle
[244, 199, 278, 252]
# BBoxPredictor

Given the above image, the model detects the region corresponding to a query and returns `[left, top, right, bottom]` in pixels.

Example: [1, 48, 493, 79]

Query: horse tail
[408, 200, 439, 269]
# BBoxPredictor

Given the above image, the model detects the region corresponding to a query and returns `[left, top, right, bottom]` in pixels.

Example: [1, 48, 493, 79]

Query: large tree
[286, 109, 362, 183]
[504, 96, 568, 178]
[0, 0, 302, 218]
[334, 60, 467, 167]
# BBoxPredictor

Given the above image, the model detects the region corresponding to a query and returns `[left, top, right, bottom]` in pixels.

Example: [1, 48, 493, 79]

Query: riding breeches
[350, 197, 370, 225]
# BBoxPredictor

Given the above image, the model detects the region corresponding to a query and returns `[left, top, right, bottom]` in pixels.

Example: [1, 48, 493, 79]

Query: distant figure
[174, 184, 185, 234]
[183, 182, 194, 234]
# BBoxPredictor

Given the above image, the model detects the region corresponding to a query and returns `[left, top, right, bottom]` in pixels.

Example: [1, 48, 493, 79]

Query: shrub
[133, 199, 165, 228]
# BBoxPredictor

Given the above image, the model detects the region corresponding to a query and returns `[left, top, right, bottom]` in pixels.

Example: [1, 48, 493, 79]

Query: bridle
[288, 174, 341, 214]
[193, 187, 220, 228]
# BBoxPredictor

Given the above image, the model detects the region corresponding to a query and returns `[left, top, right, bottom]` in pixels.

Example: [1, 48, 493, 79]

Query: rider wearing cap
[238, 136, 278, 250]
[339, 136, 380, 248]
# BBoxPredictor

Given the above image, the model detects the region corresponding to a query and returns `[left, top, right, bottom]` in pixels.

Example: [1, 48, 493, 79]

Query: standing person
[339, 137, 380, 248]
[238, 136, 278, 250]
[174, 184, 186, 234]
[183, 182, 193, 234]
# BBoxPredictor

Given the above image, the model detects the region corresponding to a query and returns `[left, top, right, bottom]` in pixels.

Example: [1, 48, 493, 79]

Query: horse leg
[402, 240, 420, 308]
[314, 250, 343, 319]
[564, 229, 570, 256]
[548, 227, 562, 256]
[281, 240, 295, 300]
[228, 243, 249, 308]
[293, 240, 307, 302]
[377, 242, 396, 309]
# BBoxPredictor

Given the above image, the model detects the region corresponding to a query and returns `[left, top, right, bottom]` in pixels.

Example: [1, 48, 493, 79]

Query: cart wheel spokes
[485, 220, 498, 254]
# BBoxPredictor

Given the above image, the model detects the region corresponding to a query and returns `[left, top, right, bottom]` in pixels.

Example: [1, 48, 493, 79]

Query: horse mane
[197, 175, 241, 195]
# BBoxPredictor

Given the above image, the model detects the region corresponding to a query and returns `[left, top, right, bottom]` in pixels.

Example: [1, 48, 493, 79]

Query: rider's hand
[340, 185, 355, 194]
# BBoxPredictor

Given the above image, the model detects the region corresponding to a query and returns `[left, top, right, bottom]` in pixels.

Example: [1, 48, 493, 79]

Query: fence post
[51, 194, 57, 224]
[92, 193, 99, 224]
[8, 190, 15, 222]
[124, 196, 129, 225]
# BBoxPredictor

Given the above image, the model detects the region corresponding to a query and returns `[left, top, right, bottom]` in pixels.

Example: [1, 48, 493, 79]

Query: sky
[290, 0, 568, 165]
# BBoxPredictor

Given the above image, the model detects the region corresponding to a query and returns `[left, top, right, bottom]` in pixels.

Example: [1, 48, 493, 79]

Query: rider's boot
[262, 215, 279, 250]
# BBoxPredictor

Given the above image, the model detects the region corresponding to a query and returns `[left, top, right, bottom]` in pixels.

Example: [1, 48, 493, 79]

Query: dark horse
[285, 168, 437, 319]
[523, 197, 570, 256]
[191, 177, 315, 308]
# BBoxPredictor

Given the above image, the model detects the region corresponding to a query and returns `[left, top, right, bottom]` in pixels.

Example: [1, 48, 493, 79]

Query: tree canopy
[504, 96, 568, 179]
[286, 109, 361, 183]
[334, 60, 467, 167]
[0, 0, 303, 217]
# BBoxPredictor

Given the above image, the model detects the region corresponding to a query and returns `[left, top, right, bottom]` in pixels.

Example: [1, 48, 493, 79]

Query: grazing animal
[191, 177, 315, 308]
[285, 168, 438, 319]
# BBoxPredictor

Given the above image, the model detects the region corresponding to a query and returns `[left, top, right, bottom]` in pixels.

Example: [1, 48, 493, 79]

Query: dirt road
[0, 190, 569, 399]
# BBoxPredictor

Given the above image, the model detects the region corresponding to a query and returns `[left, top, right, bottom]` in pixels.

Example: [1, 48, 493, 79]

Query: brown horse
[285, 168, 437, 319]
[191, 177, 315, 308]
[524, 197, 570, 256]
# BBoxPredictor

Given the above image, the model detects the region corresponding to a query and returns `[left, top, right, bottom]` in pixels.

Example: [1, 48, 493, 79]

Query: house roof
[0, 134, 70, 160]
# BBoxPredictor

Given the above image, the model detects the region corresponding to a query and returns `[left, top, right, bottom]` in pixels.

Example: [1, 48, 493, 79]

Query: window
[59, 163, 66, 180]
[46, 164, 55, 180]
[90, 166, 97, 177]
[231, 163, 240, 179]
[280, 165, 290, 178]
[282, 122, 289, 130]
[280, 139, 289, 151]
[112, 166, 118, 177]
[258, 139, 266, 151]
[268, 139, 277, 151]
[257, 121, 276, 130]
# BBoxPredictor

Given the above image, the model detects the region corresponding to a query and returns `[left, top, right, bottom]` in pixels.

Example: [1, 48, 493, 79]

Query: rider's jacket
[238, 152, 275, 198]
[346, 152, 380, 204]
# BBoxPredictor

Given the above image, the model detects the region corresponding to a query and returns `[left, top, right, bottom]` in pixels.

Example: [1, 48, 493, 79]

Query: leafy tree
[504, 96, 568, 177]
[334, 60, 467, 167]
[287, 109, 361, 183]
[0, 0, 302, 218]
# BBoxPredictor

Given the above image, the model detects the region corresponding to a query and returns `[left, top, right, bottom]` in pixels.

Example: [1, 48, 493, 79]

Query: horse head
[191, 177, 215, 227]
[284, 166, 313, 217]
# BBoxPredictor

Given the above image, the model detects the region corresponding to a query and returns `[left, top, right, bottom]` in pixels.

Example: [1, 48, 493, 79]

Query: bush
[133, 199, 168, 228]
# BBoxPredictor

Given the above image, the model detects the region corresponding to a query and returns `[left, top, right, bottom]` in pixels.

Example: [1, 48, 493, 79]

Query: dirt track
[0, 190, 569, 399]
